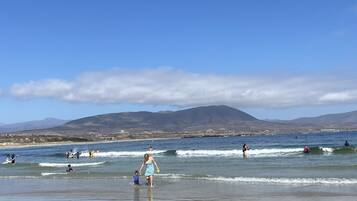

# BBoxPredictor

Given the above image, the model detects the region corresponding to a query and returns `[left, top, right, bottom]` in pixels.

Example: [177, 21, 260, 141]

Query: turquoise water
[2, 132, 357, 185]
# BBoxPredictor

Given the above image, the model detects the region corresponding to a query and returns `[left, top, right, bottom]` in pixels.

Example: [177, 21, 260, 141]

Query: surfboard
[2, 160, 12, 164]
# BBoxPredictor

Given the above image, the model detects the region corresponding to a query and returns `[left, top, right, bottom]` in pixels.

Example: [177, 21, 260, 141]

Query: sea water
[1, 132, 357, 200]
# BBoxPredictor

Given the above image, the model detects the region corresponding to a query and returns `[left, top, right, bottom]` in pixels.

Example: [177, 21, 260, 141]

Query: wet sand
[1, 177, 357, 201]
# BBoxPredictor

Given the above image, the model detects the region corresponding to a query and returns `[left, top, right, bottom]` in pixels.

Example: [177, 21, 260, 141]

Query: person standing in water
[242, 144, 249, 157]
[303, 145, 310, 153]
[139, 153, 160, 187]
[147, 145, 153, 155]
[345, 140, 350, 147]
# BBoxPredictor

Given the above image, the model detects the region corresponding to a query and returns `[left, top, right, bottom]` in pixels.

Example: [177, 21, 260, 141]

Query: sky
[1, 0, 357, 123]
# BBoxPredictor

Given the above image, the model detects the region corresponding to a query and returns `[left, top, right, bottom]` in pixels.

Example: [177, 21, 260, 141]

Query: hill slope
[0, 118, 69, 133]
[289, 110, 357, 127]
[47, 105, 261, 135]
[9, 106, 357, 138]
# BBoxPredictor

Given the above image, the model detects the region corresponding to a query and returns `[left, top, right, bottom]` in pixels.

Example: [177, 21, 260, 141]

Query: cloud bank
[8, 68, 357, 108]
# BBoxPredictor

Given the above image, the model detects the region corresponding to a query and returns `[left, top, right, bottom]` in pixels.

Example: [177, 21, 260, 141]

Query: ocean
[1, 132, 357, 200]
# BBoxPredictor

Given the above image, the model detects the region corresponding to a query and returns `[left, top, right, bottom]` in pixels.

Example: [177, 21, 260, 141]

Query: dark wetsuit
[345, 141, 350, 147]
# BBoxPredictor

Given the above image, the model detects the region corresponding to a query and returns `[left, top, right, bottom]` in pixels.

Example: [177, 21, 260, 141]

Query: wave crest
[157, 174, 357, 185]
[38, 161, 106, 167]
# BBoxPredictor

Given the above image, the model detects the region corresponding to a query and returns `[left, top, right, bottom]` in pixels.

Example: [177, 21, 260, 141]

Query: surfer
[10, 154, 16, 164]
[66, 164, 74, 173]
[345, 140, 350, 147]
[76, 151, 80, 159]
[303, 145, 310, 153]
[133, 170, 140, 185]
[139, 153, 160, 187]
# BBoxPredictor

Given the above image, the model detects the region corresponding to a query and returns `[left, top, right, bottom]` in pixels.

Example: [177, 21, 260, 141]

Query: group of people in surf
[61, 146, 160, 187]
[303, 140, 351, 154]
[243, 140, 352, 155]
[65, 149, 99, 158]
[63, 149, 99, 173]
[65, 149, 80, 159]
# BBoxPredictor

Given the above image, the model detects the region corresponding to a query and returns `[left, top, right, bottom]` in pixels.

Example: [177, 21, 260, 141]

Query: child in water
[133, 170, 140, 185]
[66, 164, 74, 173]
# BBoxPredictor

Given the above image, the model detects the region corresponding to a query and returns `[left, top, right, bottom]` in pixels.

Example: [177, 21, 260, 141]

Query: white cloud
[11, 79, 73, 98]
[8, 68, 357, 108]
[319, 91, 357, 102]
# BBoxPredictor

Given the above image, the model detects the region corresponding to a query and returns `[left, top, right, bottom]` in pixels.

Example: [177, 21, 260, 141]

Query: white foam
[321, 147, 334, 152]
[176, 148, 303, 157]
[80, 150, 166, 157]
[38, 161, 106, 167]
[41, 172, 68, 176]
[157, 174, 357, 185]
[0, 176, 40, 179]
[76, 147, 336, 158]
[157, 173, 188, 179]
[205, 176, 357, 185]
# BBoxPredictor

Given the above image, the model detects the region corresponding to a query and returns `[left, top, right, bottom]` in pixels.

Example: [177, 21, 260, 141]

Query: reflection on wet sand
[133, 186, 140, 201]
[147, 187, 153, 201]
[133, 186, 153, 201]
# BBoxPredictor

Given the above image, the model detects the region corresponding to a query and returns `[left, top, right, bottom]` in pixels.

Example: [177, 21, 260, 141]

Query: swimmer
[66, 164, 74, 173]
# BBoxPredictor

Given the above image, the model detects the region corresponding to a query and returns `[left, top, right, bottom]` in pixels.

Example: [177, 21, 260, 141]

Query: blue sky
[1, 0, 357, 123]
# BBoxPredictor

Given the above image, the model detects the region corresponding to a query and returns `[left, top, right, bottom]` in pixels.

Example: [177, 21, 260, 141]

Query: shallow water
[1, 132, 357, 200]
[1, 178, 357, 201]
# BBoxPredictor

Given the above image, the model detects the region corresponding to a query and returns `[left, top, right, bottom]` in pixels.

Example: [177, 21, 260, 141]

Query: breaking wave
[41, 172, 68, 176]
[80, 150, 166, 157]
[38, 161, 106, 167]
[157, 174, 357, 185]
[75, 146, 357, 158]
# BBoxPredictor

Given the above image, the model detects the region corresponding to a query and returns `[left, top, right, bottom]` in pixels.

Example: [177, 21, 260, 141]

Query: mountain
[50, 105, 259, 135]
[8, 106, 357, 139]
[0, 118, 69, 133]
[289, 110, 357, 127]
